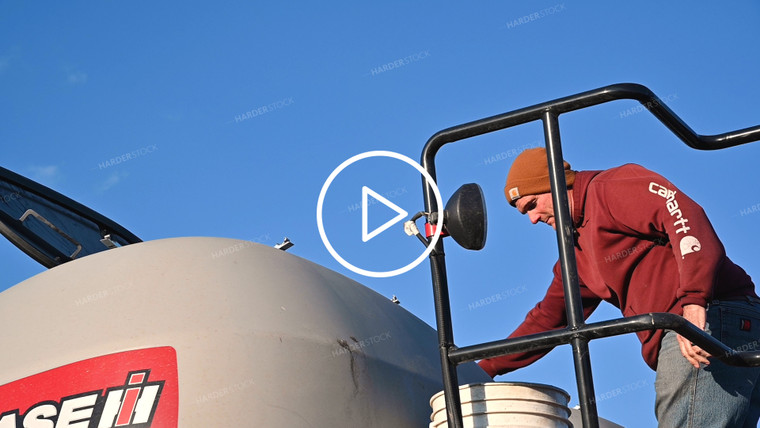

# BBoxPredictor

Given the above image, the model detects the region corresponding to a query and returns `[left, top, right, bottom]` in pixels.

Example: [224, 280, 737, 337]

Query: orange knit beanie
[504, 148, 576, 206]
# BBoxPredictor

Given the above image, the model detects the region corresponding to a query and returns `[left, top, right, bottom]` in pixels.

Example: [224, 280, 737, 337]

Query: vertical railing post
[429, 250, 464, 428]
[421, 166, 464, 428]
[542, 110, 600, 428]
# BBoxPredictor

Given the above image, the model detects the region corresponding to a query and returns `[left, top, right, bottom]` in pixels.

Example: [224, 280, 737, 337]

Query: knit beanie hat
[504, 148, 576, 206]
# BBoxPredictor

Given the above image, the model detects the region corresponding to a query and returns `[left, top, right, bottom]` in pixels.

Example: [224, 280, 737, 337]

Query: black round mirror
[443, 183, 487, 250]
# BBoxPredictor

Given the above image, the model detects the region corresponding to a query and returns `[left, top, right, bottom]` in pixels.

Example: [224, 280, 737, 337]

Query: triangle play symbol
[362, 186, 408, 242]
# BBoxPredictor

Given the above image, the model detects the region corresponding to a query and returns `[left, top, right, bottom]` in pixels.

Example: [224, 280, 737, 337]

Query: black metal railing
[419, 83, 760, 428]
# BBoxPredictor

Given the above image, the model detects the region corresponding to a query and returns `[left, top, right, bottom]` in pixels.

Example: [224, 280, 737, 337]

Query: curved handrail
[421, 83, 760, 211]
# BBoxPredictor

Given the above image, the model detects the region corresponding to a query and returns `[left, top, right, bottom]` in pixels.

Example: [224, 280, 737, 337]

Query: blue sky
[2, 2, 760, 426]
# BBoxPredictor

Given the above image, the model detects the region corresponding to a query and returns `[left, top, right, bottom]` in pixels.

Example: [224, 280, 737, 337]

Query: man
[478, 148, 760, 427]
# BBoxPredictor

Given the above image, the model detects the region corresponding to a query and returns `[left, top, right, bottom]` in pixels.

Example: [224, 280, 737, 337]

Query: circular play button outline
[316, 150, 444, 278]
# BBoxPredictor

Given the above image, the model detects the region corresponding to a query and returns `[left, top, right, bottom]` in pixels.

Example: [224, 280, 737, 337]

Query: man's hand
[676, 304, 712, 368]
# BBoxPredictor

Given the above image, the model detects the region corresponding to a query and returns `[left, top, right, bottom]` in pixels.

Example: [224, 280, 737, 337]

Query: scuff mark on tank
[337, 338, 360, 390]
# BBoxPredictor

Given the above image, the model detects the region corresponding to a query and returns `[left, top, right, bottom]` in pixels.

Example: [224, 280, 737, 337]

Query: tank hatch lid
[0, 166, 141, 268]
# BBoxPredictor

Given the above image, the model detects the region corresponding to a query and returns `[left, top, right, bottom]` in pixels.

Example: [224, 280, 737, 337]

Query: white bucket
[429, 382, 571, 428]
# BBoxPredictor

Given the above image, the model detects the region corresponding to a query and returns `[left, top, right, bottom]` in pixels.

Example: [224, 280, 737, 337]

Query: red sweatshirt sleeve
[478, 262, 601, 377]
[592, 164, 725, 308]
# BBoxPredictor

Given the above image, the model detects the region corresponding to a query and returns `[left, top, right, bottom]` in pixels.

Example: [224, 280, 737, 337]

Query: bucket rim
[429, 381, 571, 407]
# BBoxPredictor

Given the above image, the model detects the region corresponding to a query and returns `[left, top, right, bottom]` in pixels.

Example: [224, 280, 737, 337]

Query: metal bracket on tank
[275, 237, 294, 251]
[99, 234, 119, 249]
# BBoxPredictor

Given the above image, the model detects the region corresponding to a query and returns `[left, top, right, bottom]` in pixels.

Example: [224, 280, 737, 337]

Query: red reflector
[425, 222, 449, 239]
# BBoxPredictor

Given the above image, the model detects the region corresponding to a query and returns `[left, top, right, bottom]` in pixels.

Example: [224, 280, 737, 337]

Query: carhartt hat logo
[508, 187, 520, 201]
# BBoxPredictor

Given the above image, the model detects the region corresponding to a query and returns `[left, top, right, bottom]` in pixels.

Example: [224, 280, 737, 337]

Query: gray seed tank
[0, 166, 491, 426]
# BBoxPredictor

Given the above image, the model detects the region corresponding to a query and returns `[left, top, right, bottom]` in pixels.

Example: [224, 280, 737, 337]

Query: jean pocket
[713, 302, 760, 353]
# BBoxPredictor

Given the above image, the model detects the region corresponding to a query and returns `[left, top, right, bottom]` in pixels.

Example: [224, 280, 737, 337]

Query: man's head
[505, 148, 576, 228]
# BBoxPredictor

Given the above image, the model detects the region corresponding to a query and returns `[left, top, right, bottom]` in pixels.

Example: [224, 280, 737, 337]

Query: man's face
[515, 192, 556, 229]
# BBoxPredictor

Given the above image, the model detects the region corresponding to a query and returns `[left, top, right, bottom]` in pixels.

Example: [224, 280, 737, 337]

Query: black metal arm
[449, 312, 760, 368]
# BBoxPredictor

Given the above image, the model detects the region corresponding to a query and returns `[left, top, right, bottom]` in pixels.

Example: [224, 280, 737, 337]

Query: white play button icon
[361, 186, 408, 242]
[316, 150, 443, 278]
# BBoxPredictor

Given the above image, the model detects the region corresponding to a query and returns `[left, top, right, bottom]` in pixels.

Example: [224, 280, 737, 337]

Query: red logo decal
[0, 347, 178, 427]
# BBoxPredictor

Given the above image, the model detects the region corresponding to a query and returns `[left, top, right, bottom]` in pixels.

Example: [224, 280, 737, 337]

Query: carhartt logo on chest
[648, 182, 701, 258]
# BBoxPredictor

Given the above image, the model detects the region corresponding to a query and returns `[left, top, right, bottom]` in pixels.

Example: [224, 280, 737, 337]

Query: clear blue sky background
[2, 2, 759, 426]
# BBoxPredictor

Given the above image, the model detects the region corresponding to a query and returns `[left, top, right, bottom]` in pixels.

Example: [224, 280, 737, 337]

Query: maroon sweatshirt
[479, 164, 757, 375]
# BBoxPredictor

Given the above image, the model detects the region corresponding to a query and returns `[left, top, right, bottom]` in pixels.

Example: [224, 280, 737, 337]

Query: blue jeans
[655, 297, 760, 428]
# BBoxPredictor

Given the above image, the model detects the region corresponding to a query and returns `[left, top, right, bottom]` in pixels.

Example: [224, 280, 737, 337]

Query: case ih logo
[0, 370, 162, 427]
[0, 347, 178, 428]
